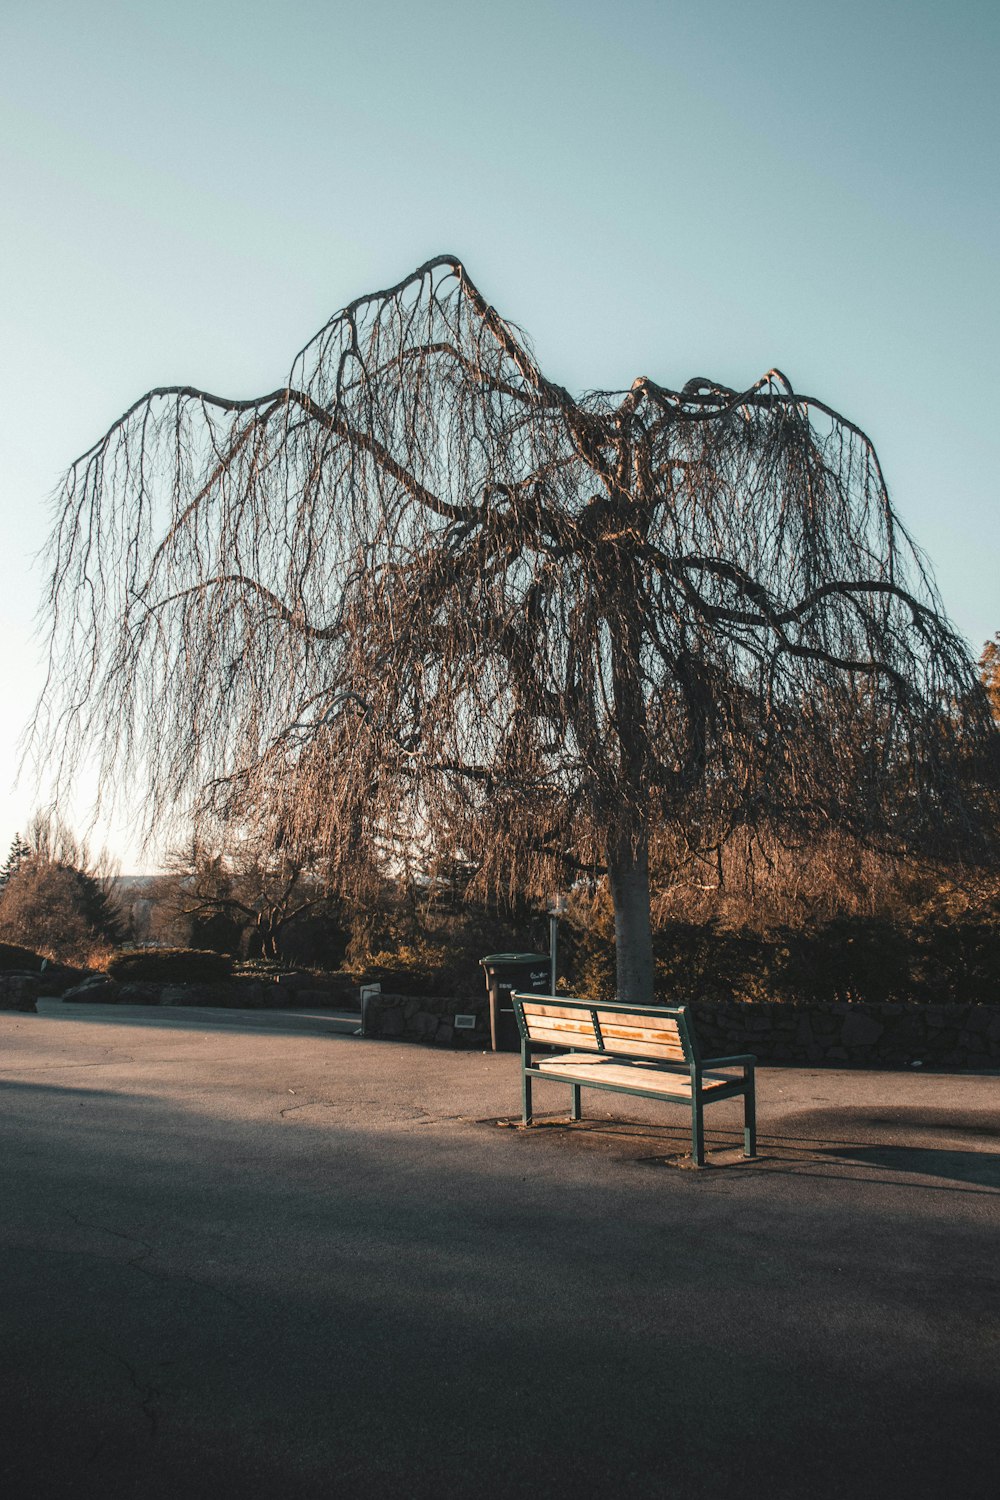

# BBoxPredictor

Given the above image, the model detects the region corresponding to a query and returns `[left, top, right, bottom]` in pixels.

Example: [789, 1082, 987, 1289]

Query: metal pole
[549, 913, 558, 995]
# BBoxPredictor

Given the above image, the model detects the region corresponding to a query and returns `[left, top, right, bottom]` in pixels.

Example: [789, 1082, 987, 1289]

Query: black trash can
[480, 952, 552, 1052]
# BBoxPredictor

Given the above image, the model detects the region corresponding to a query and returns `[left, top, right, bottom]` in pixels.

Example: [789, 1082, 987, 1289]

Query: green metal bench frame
[511, 994, 756, 1167]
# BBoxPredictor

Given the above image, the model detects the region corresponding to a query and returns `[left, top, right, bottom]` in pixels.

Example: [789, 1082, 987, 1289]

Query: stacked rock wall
[361, 992, 490, 1048]
[362, 991, 1000, 1069]
[8, 964, 999, 1069]
[689, 998, 1000, 1070]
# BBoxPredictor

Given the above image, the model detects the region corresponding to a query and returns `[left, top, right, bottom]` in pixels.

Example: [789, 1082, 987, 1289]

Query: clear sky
[1, 0, 997, 870]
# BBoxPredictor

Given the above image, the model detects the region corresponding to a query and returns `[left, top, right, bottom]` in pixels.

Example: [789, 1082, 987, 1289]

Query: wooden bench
[511, 994, 756, 1167]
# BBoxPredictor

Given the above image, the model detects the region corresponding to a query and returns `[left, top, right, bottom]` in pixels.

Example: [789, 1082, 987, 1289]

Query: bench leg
[744, 1072, 756, 1158]
[691, 1093, 706, 1167]
[522, 1068, 533, 1126]
[570, 1084, 582, 1122]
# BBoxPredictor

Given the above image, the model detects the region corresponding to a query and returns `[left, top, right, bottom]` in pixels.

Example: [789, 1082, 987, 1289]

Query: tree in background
[0, 834, 32, 891]
[0, 815, 125, 966]
[160, 836, 346, 964]
[33, 257, 996, 1002]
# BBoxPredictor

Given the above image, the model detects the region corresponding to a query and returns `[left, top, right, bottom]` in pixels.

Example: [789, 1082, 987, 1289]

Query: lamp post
[548, 895, 567, 995]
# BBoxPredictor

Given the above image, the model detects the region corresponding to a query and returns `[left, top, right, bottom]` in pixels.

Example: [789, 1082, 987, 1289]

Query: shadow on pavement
[814, 1143, 1000, 1189]
[34, 998, 360, 1040]
[744, 1103, 1000, 1192]
[494, 1108, 1000, 1189]
[3, 1056, 999, 1498]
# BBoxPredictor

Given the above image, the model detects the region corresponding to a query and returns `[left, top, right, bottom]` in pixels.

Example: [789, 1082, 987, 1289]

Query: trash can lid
[479, 952, 551, 968]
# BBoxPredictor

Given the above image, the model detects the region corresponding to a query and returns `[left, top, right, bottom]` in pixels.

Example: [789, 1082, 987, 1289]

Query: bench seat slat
[594, 1020, 684, 1042]
[594, 1009, 683, 1033]
[520, 1002, 598, 1023]
[593, 1027, 686, 1061]
[534, 1055, 736, 1098]
[519, 1012, 595, 1037]
[523, 1025, 599, 1050]
[595, 1040, 687, 1062]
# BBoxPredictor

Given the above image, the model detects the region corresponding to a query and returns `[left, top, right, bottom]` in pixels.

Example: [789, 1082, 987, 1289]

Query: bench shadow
[773, 1104, 999, 1138]
[494, 1110, 1000, 1189]
[765, 1105, 1000, 1189]
[494, 1113, 758, 1171]
[811, 1143, 1000, 1188]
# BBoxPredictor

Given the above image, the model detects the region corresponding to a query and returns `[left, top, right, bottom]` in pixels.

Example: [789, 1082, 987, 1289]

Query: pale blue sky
[1, 0, 997, 868]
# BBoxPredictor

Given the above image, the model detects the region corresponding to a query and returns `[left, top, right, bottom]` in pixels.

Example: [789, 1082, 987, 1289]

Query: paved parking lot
[2, 1003, 998, 1498]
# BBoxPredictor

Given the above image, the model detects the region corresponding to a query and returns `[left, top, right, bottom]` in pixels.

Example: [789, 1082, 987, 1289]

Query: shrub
[0, 850, 126, 967]
[105, 947, 232, 983]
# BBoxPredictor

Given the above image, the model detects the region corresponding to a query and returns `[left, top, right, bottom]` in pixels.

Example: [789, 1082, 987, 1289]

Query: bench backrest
[511, 995, 697, 1066]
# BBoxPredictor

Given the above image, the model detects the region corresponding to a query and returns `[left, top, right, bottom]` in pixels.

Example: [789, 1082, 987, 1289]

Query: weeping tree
[34, 254, 993, 1001]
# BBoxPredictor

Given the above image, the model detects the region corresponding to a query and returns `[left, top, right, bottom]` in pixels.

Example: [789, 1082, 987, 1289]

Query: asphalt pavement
[2, 1002, 998, 1499]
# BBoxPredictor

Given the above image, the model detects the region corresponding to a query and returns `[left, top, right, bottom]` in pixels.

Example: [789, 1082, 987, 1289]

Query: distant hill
[111, 874, 160, 893]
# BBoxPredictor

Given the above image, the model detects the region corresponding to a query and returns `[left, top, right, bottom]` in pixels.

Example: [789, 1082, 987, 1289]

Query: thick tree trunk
[606, 836, 655, 1004]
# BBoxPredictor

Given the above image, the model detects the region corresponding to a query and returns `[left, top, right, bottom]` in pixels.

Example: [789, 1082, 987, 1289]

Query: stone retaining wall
[689, 997, 1000, 1070]
[361, 990, 1000, 1069]
[7, 964, 998, 1069]
[362, 991, 490, 1048]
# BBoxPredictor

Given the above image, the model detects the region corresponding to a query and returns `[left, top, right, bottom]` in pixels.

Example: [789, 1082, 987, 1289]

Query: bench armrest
[701, 1053, 755, 1069]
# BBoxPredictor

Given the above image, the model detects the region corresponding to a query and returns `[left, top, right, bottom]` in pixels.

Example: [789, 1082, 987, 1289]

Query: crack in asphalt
[63, 1208, 158, 1274]
[109, 1347, 162, 1440]
[62, 1207, 252, 1313]
[64, 1208, 156, 1251]
[172, 1269, 249, 1314]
